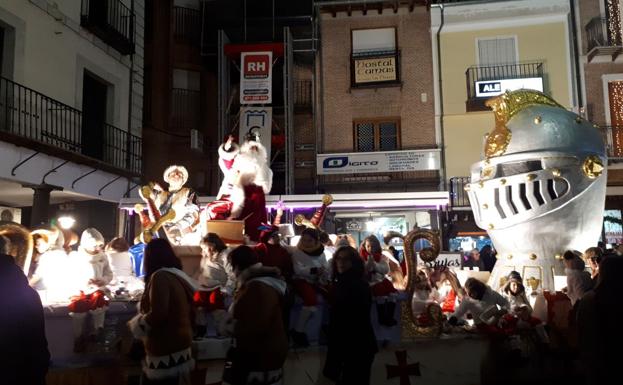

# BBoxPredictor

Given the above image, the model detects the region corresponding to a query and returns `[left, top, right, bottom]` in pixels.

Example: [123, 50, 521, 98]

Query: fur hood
[237, 263, 286, 295]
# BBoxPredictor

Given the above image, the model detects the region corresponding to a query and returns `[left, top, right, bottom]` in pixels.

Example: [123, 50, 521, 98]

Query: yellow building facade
[431, 0, 579, 195]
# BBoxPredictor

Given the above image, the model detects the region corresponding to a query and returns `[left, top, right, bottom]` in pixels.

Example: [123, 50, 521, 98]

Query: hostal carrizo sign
[354, 56, 397, 84]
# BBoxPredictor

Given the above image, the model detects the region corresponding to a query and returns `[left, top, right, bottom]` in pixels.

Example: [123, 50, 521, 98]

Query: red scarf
[359, 247, 382, 263]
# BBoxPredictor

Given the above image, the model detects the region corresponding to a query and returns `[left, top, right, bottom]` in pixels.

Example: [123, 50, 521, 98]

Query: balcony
[81, 0, 135, 55]
[351, 50, 401, 88]
[171, 88, 201, 131]
[601, 125, 623, 161]
[465, 62, 544, 111]
[173, 6, 201, 46]
[449, 176, 471, 207]
[0, 76, 141, 176]
[585, 17, 623, 62]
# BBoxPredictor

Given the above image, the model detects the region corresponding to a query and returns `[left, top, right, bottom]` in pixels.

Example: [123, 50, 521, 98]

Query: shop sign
[417, 252, 462, 269]
[240, 51, 272, 104]
[346, 221, 362, 231]
[317, 149, 440, 175]
[353, 55, 397, 84]
[475, 77, 543, 98]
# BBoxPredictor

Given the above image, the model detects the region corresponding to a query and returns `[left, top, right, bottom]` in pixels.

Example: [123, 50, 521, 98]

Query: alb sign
[475, 77, 543, 97]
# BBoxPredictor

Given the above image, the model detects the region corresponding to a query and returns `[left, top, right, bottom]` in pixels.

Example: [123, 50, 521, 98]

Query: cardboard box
[205, 220, 245, 245]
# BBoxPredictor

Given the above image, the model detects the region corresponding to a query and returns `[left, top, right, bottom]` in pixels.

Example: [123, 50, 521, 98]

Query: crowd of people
[2, 224, 623, 385]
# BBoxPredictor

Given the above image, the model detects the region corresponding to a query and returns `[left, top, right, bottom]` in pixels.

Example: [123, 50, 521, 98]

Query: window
[477, 37, 517, 66]
[352, 28, 396, 54]
[354, 119, 400, 152]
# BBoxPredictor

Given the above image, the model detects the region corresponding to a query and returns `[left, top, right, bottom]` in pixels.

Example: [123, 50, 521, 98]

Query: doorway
[81, 71, 108, 160]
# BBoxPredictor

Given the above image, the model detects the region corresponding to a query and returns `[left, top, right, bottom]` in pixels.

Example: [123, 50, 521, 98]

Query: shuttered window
[354, 119, 400, 152]
[477, 37, 517, 66]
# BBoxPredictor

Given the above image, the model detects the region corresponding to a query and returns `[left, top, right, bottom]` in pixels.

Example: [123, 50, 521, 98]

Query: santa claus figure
[205, 134, 273, 242]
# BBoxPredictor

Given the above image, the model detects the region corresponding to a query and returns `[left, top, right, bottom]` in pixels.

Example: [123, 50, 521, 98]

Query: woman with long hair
[323, 246, 377, 385]
[193, 233, 235, 338]
[128, 238, 197, 384]
[359, 234, 397, 327]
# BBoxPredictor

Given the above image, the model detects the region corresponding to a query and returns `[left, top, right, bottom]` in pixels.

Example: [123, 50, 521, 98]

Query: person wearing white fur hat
[205, 134, 273, 242]
[148, 165, 200, 245]
[68, 228, 113, 352]
[29, 225, 72, 302]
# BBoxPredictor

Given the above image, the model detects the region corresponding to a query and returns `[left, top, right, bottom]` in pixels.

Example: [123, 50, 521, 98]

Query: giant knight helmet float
[465, 89, 607, 292]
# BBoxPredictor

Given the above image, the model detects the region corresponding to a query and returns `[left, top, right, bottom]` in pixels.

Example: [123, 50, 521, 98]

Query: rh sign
[240, 51, 272, 104]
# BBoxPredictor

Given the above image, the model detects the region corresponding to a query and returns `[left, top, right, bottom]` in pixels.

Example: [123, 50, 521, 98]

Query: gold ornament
[507, 254, 513, 260]
[551, 168, 561, 177]
[482, 203, 489, 209]
[478, 181, 485, 188]
[526, 277, 541, 291]
[529, 253, 538, 260]
[582, 155, 604, 179]
[488, 223, 495, 230]
[464, 184, 471, 192]
[481, 166, 495, 179]
[555, 253, 563, 260]
[484, 90, 563, 159]
[534, 116, 542, 124]
[500, 178, 507, 185]
[526, 173, 537, 181]
[575, 116, 583, 123]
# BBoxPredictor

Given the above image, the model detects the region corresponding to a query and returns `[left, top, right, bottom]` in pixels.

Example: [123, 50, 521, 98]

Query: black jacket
[324, 269, 378, 378]
[0, 253, 50, 385]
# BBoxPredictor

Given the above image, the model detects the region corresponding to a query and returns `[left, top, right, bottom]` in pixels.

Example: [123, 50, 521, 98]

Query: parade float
[0, 89, 607, 384]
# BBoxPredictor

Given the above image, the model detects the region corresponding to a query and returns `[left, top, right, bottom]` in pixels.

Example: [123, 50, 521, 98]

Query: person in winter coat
[193, 233, 235, 338]
[449, 278, 509, 332]
[562, 250, 593, 306]
[584, 247, 603, 285]
[359, 235, 398, 327]
[502, 271, 532, 314]
[577, 256, 623, 385]
[0, 236, 50, 385]
[323, 246, 377, 385]
[105, 237, 134, 284]
[29, 226, 72, 302]
[128, 238, 197, 385]
[68, 228, 114, 352]
[288, 227, 329, 347]
[254, 226, 294, 282]
[223, 245, 288, 385]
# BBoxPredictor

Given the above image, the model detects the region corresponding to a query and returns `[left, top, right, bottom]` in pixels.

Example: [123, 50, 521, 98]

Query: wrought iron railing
[173, 6, 201, 45]
[81, 0, 135, 55]
[449, 176, 471, 207]
[601, 125, 623, 159]
[0, 76, 142, 174]
[465, 62, 543, 100]
[171, 88, 201, 130]
[586, 16, 623, 53]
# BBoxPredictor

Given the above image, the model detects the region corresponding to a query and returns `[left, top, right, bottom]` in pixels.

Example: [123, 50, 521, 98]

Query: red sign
[243, 54, 270, 79]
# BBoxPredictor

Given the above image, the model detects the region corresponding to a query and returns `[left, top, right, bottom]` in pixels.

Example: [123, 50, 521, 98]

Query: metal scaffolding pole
[217, 29, 231, 187]
[283, 27, 295, 194]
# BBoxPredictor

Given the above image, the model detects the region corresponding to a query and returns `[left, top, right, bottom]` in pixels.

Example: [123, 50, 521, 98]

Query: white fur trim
[143, 348, 195, 379]
[80, 228, 105, 249]
[218, 142, 240, 160]
[229, 184, 246, 218]
[163, 165, 189, 185]
[128, 314, 150, 338]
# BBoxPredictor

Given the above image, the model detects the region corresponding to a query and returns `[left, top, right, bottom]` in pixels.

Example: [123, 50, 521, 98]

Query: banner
[317, 149, 440, 175]
[239, 107, 272, 157]
[240, 51, 272, 104]
[354, 55, 397, 84]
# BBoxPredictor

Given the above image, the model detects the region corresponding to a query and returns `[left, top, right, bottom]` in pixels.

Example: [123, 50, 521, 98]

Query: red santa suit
[359, 247, 397, 297]
[206, 140, 273, 242]
[254, 228, 294, 282]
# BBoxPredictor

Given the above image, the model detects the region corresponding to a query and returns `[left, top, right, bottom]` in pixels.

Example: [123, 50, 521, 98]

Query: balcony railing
[0, 76, 141, 175]
[81, 0, 135, 55]
[171, 88, 201, 130]
[586, 16, 622, 52]
[601, 125, 623, 160]
[449, 176, 471, 207]
[173, 6, 201, 46]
